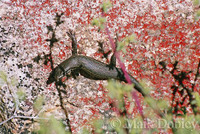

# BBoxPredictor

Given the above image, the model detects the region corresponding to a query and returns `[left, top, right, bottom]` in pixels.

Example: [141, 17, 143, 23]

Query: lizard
[47, 31, 146, 97]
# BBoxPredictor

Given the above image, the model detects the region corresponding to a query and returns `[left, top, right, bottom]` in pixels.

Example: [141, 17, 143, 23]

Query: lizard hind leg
[109, 34, 118, 69]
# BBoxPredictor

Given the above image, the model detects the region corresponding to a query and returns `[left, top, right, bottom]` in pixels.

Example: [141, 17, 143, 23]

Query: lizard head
[46, 66, 65, 84]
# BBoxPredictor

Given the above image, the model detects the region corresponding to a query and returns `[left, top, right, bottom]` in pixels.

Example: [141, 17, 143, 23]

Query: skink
[47, 55, 145, 96]
[47, 31, 145, 96]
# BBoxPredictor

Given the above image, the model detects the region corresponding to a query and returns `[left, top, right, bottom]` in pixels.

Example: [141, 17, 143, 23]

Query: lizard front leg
[67, 30, 77, 55]
[66, 30, 79, 78]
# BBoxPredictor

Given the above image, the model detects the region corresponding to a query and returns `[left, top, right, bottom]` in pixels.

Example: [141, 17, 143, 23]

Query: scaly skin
[47, 55, 145, 96]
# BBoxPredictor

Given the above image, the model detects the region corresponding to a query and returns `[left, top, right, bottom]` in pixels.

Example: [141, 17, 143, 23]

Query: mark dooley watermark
[110, 118, 198, 129]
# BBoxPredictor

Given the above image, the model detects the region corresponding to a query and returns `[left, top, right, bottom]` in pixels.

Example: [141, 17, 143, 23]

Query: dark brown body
[47, 55, 145, 96]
